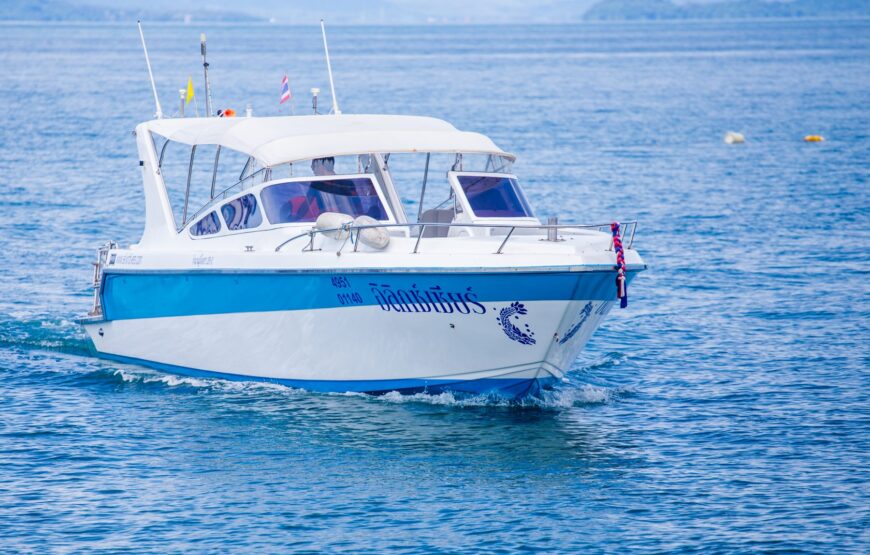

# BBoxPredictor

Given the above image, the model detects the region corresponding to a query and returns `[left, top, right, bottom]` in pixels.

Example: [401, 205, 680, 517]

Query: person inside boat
[311, 157, 336, 176]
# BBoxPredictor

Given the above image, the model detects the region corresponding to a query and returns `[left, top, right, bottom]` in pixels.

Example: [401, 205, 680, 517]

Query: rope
[611, 222, 628, 308]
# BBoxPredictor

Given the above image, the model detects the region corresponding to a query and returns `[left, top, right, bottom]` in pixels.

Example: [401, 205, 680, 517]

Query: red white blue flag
[280, 75, 291, 104]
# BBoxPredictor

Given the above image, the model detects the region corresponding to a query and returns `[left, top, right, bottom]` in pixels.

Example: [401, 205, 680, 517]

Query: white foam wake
[105, 367, 626, 409]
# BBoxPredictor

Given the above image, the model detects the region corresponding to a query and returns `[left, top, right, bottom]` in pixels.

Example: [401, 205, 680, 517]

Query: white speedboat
[81, 112, 644, 399]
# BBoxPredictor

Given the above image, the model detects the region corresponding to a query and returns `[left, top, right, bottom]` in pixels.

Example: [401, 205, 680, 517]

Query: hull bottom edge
[94, 352, 559, 400]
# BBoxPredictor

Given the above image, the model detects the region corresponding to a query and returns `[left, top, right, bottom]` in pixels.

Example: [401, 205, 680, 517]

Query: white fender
[315, 212, 353, 240]
[353, 215, 390, 250]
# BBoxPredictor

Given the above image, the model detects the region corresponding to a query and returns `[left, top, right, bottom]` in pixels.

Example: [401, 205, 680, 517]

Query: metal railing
[274, 221, 637, 255]
[89, 241, 117, 316]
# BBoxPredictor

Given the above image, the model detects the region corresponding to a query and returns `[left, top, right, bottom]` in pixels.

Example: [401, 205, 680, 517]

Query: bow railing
[274, 221, 637, 255]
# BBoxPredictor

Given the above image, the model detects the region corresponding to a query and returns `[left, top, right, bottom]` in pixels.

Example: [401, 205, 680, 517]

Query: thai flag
[280, 75, 291, 104]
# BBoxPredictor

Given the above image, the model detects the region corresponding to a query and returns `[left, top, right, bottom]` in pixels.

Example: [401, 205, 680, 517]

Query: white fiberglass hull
[82, 268, 630, 398]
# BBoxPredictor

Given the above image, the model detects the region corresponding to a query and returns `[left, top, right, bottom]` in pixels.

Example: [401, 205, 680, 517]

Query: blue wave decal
[497, 302, 536, 345]
[559, 302, 593, 345]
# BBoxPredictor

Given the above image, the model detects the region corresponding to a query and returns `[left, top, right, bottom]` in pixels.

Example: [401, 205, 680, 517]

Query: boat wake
[99, 360, 632, 410]
[362, 383, 621, 409]
[2, 314, 633, 410]
[0, 316, 92, 356]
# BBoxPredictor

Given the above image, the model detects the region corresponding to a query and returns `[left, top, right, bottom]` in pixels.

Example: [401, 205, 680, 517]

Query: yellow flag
[185, 77, 195, 104]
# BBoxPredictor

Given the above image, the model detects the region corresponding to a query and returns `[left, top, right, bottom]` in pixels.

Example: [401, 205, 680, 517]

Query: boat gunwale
[97, 264, 647, 276]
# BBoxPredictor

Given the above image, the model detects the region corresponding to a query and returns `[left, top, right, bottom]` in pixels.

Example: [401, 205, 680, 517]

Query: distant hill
[584, 0, 870, 21]
[0, 0, 599, 24]
[3, 0, 868, 23]
[0, 0, 262, 22]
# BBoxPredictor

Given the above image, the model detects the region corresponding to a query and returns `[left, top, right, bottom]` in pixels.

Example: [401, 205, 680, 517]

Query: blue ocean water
[1, 18, 868, 553]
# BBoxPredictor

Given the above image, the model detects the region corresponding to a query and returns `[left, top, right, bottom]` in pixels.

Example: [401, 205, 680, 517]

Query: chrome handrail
[275, 221, 637, 255]
[495, 226, 516, 254]
[90, 240, 117, 316]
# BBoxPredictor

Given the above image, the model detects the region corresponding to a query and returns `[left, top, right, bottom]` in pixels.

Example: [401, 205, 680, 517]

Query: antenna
[320, 20, 341, 115]
[311, 88, 320, 114]
[200, 33, 213, 117]
[137, 20, 163, 119]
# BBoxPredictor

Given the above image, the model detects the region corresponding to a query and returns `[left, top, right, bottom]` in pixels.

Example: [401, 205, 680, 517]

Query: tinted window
[457, 175, 533, 218]
[190, 211, 221, 236]
[221, 194, 262, 231]
[261, 178, 389, 224]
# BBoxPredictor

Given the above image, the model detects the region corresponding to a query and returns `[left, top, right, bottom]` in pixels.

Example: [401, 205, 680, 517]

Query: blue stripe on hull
[95, 352, 558, 400]
[101, 269, 636, 321]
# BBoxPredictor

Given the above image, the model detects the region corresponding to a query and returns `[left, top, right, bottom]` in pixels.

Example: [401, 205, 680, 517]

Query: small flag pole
[137, 20, 163, 119]
[278, 71, 295, 114]
[320, 20, 341, 115]
[289, 70, 295, 116]
[200, 33, 213, 117]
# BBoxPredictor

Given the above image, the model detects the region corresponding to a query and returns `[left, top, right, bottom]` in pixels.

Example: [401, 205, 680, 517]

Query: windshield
[261, 177, 389, 224]
[456, 175, 533, 218]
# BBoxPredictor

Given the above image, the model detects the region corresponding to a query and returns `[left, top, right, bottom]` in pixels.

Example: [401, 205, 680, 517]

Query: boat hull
[91, 351, 561, 398]
[83, 268, 634, 399]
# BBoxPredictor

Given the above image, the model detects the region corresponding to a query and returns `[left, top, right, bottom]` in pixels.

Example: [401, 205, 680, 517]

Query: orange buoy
[804, 135, 824, 142]
[217, 108, 236, 118]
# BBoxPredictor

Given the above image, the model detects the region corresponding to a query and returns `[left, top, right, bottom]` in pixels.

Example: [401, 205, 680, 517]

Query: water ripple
[0, 19, 868, 554]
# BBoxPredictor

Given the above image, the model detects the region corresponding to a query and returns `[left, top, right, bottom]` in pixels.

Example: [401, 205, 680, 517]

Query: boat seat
[419, 208, 454, 237]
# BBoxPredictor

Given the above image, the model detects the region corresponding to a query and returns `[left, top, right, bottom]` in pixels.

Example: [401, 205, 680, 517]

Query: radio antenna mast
[201, 33, 213, 117]
[320, 20, 341, 115]
[137, 20, 163, 119]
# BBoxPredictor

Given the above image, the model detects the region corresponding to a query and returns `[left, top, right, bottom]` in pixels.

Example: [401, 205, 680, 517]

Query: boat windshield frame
[180, 150, 404, 232]
[447, 171, 536, 220]
[161, 133, 524, 238]
[185, 172, 398, 239]
[259, 173, 397, 226]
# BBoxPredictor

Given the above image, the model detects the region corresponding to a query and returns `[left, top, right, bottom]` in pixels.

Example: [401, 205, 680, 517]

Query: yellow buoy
[804, 135, 824, 142]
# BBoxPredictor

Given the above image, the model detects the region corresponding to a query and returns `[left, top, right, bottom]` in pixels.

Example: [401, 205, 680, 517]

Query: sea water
[0, 19, 868, 553]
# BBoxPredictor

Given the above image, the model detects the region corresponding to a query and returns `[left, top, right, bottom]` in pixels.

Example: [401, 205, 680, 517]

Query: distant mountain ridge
[584, 0, 870, 21]
[0, 0, 261, 22]
[0, 0, 594, 24]
[3, 0, 869, 23]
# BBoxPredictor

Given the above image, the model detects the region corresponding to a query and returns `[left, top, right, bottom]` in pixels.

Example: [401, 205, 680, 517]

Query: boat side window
[221, 194, 262, 231]
[190, 211, 221, 236]
[456, 175, 533, 218]
[260, 177, 390, 224]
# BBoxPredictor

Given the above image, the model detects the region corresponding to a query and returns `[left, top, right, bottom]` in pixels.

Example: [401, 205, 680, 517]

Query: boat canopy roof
[144, 114, 513, 167]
